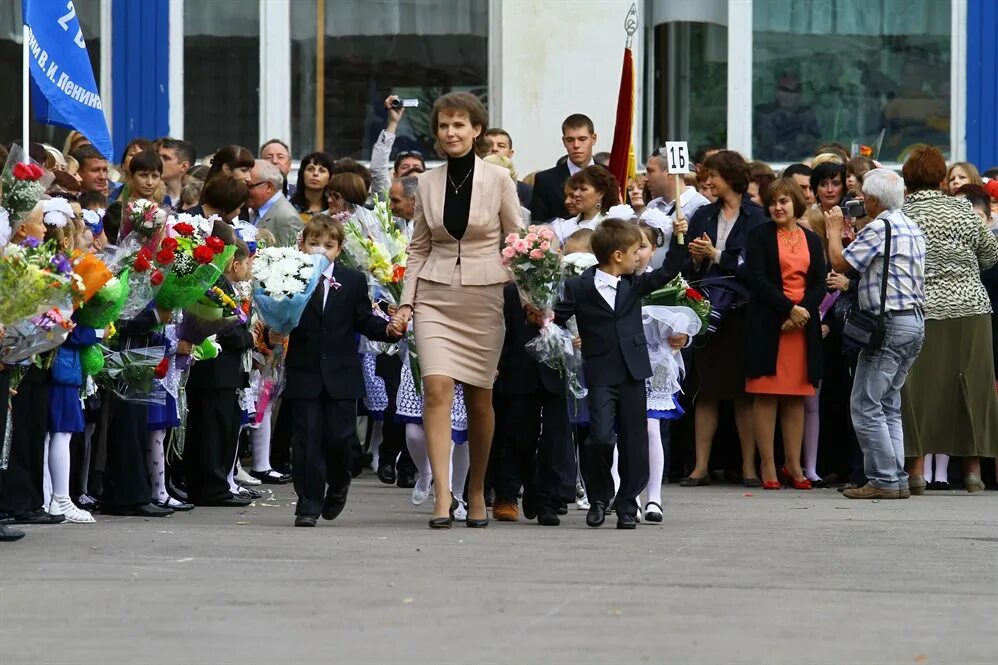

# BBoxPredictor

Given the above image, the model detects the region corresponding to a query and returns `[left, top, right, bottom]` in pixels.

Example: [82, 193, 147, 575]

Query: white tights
[644, 418, 664, 508]
[925, 454, 949, 484]
[803, 389, 821, 481]
[450, 441, 470, 502]
[146, 430, 168, 503]
[405, 423, 468, 500]
[45, 432, 73, 505]
[250, 402, 273, 473]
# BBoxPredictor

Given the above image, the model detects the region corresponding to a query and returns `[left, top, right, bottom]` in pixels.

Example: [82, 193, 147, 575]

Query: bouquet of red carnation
[642, 274, 711, 333]
[152, 221, 236, 311]
[0, 146, 54, 222]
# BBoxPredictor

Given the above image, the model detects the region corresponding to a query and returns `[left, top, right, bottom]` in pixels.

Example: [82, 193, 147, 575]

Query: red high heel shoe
[762, 480, 781, 490]
[779, 467, 813, 490]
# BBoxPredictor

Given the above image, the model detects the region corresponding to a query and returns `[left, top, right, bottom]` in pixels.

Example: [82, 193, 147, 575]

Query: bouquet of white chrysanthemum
[561, 251, 598, 277]
[251, 247, 329, 334]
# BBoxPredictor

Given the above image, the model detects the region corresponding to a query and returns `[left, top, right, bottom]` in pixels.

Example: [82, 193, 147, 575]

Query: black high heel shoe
[428, 496, 459, 529]
[466, 497, 489, 528]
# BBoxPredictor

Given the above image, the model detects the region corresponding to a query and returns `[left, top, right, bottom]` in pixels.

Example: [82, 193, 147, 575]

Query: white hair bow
[81, 208, 104, 226]
[42, 198, 75, 228]
[639, 207, 672, 232]
[606, 203, 637, 220]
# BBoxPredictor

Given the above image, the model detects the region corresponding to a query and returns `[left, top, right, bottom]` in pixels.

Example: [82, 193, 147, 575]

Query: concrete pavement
[1, 478, 996, 664]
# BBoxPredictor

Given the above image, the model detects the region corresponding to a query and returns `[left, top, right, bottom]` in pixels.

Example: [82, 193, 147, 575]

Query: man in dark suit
[492, 284, 574, 526]
[185, 242, 256, 507]
[553, 220, 679, 529]
[529, 114, 598, 222]
[281, 216, 399, 527]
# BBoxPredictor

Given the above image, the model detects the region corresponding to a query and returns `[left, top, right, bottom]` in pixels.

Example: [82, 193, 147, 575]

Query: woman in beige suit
[390, 92, 523, 528]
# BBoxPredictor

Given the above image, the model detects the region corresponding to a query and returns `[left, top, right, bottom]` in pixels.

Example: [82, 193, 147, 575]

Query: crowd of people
[1, 91, 996, 542]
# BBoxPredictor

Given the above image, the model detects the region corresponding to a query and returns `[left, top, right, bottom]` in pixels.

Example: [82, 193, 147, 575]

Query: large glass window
[647, 21, 728, 158]
[183, 0, 259, 158]
[0, 0, 103, 153]
[752, 0, 951, 163]
[291, 0, 488, 160]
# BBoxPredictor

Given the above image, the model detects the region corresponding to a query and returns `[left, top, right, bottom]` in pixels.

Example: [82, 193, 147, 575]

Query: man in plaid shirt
[824, 168, 926, 500]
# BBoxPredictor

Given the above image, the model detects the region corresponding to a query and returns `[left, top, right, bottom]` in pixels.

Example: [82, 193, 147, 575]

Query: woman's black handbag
[842, 219, 891, 350]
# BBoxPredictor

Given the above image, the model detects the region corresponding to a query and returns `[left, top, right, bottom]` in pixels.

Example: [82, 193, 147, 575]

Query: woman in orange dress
[745, 179, 827, 489]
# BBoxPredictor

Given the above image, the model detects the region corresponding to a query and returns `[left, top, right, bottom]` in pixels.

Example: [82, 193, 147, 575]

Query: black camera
[842, 199, 866, 218]
[390, 98, 419, 110]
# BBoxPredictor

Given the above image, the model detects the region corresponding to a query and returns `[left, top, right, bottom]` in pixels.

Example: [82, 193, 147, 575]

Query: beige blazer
[401, 156, 524, 306]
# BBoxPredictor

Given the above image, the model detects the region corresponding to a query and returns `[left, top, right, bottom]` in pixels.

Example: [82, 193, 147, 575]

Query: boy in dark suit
[279, 214, 399, 527]
[552, 219, 677, 529]
[493, 283, 574, 526]
[185, 240, 255, 507]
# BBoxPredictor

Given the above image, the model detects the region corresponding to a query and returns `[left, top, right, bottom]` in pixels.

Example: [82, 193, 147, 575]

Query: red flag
[608, 46, 635, 201]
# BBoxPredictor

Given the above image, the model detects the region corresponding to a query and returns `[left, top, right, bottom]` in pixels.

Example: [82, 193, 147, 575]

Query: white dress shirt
[566, 158, 595, 176]
[321, 261, 336, 307]
[593, 268, 620, 310]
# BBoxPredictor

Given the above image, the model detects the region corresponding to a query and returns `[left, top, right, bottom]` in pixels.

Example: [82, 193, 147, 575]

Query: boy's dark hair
[484, 128, 513, 148]
[332, 158, 372, 193]
[71, 144, 106, 168]
[103, 201, 122, 244]
[561, 114, 595, 135]
[78, 190, 108, 210]
[591, 218, 642, 265]
[231, 239, 251, 262]
[128, 149, 163, 175]
[781, 162, 812, 179]
[200, 174, 248, 212]
[160, 138, 196, 166]
[303, 212, 346, 245]
[703, 150, 750, 194]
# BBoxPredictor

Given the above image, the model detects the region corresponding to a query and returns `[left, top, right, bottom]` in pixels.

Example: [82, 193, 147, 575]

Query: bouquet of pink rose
[501, 226, 585, 398]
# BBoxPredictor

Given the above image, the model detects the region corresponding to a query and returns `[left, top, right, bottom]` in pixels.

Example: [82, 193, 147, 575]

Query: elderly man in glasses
[370, 94, 427, 196]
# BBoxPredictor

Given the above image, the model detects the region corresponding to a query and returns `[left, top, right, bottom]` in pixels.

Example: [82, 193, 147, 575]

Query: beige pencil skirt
[412, 267, 505, 389]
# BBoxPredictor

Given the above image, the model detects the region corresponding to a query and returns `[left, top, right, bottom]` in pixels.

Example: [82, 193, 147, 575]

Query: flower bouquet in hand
[113, 198, 168, 264]
[502, 226, 585, 398]
[152, 223, 236, 311]
[174, 284, 248, 370]
[1, 146, 54, 224]
[341, 199, 407, 305]
[0, 239, 75, 326]
[642, 274, 711, 333]
[93, 344, 168, 405]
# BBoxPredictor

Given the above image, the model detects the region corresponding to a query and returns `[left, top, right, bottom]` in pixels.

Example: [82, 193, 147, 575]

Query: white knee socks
[147, 430, 168, 503]
[406, 424, 432, 492]
[250, 402, 273, 473]
[47, 432, 73, 500]
[610, 445, 620, 495]
[645, 419, 664, 508]
[450, 442, 470, 502]
[933, 454, 949, 484]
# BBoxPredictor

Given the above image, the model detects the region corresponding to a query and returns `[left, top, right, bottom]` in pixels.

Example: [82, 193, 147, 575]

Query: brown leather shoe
[843, 484, 900, 500]
[898, 488, 911, 499]
[492, 501, 519, 521]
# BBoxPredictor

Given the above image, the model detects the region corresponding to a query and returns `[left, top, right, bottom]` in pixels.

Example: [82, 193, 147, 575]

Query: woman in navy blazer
[675, 151, 768, 487]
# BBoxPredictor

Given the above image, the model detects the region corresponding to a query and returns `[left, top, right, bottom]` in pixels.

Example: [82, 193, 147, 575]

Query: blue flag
[23, 0, 113, 160]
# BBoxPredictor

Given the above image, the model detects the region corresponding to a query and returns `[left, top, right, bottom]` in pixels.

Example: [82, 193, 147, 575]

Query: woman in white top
[548, 166, 620, 244]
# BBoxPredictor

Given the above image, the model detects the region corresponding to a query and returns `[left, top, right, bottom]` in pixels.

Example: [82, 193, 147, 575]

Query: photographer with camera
[824, 168, 926, 501]
[370, 95, 426, 196]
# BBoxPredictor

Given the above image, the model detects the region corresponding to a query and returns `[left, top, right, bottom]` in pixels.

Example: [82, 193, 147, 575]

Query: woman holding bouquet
[389, 92, 523, 528]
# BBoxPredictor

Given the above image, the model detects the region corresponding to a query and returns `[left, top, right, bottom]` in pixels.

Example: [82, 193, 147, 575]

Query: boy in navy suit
[279, 214, 400, 527]
[553, 219, 678, 528]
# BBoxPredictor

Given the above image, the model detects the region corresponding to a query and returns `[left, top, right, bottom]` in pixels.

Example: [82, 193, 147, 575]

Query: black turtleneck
[443, 149, 475, 240]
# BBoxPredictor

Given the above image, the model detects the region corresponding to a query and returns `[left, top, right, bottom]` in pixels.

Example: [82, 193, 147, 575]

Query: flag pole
[22, 23, 29, 164]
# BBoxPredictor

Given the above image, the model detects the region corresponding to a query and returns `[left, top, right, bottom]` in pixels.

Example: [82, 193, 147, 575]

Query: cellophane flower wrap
[93, 344, 168, 405]
[251, 247, 328, 334]
[640, 305, 702, 396]
[174, 284, 248, 370]
[340, 197, 407, 306]
[502, 226, 585, 398]
[0, 239, 75, 326]
[112, 198, 168, 267]
[75, 270, 130, 329]
[0, 146, 53, 223]
[642, 274, 712, 333]
[151, 219, 236, 310]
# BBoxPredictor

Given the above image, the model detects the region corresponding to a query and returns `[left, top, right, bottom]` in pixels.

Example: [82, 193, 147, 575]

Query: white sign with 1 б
[663, 141, 690, 174]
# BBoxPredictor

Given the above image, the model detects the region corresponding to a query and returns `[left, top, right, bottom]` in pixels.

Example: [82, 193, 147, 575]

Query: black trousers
[494, 388, 573, 510]
[584, 379, 649, 517]
[0, 370, 12, 512]
[375, 354, 405, 470]
[0, 367, 48, 515]
[290, 394, 356, 517]
[102, 393, 152, 508]
[184, 389, 241, 505]
[269, 397, 294, 471]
